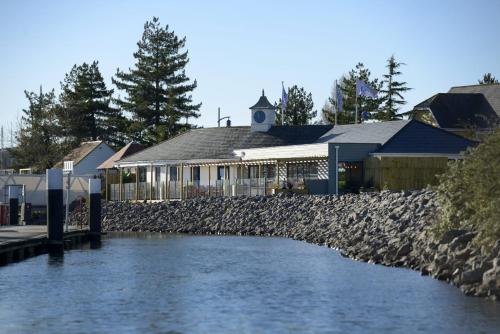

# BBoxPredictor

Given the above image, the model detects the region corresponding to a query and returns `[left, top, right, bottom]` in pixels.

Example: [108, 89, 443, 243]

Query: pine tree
[377, 55, 411, 121]
[276, 85, 317, 125]
[113, 17, 201, 145]
[478, 73, 498, 84]
[10, 87, 64, 172]
[59, 61, 125, 147]
[322, 63, 382, 124]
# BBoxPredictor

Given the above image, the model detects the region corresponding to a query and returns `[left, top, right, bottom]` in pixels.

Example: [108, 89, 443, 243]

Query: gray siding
[328, 143, 380, 162]
[327, 143, 380, 194]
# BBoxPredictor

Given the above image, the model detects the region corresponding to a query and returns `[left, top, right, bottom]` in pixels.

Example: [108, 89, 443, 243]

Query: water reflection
[47, 253, 64, 266]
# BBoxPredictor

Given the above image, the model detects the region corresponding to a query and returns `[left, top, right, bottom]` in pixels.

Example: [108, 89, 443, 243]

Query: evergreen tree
[276, 85, 316, 125]
[59, 61, 125, 147]
[322, 63, 382, 124]
[10, 87, 64, 172]
[377, 55, 411, 121]
[478, 73, 498, 84]
[113, 17, 201, 145]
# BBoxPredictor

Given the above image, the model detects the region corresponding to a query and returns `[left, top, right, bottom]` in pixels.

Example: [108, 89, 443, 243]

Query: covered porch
[106, 154, 328, 201]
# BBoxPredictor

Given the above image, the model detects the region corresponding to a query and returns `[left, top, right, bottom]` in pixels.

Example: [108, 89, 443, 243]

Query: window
[155, 167, 161, 182]
[248, 165, 259, 179]
[263, 165, 276, 179]
[286, 162, 319, 184]
[169, 166, 178, 181]
[138, 167, 147, 182]
[192, 166, 200, 181]
[217, 166, 230, 180]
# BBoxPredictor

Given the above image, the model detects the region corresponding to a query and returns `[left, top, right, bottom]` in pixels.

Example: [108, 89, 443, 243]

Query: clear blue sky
[1, 0, 499, 143]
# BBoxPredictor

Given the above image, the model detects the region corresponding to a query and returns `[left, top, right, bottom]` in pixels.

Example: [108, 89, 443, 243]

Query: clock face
[253, 110, 266, 123]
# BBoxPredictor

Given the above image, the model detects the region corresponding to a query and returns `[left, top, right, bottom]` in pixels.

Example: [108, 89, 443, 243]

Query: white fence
[0, 174, 93, 206]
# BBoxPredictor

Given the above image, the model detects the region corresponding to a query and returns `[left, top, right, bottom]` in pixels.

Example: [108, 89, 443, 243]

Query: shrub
[435, 129, 500, 249]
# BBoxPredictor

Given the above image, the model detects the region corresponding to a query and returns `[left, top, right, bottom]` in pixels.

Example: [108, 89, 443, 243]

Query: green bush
[435, 129, 500, 249]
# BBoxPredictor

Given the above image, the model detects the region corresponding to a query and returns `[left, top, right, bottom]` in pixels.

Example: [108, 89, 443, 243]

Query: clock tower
[250, 89, 276, 132]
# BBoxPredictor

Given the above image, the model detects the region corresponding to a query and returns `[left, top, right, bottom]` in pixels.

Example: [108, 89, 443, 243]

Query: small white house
[55, 141, 115, 176]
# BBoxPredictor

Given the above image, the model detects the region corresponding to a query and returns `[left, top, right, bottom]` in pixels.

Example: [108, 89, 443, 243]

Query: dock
[0, 225, 91, 266]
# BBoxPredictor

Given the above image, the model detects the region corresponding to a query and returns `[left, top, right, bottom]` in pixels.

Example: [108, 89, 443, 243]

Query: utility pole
[1, 126, 4, 170]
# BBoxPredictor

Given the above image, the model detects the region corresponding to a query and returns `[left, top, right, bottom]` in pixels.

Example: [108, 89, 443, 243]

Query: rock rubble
[70, 190, 500, 301]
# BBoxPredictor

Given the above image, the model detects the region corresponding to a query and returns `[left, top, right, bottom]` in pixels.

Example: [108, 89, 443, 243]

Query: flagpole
[334, 80, 338, 126]
[281, 81, 284, 126]
[355, 91, 358, 124]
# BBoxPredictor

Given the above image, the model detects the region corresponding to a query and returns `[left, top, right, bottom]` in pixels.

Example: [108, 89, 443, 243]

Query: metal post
[65, 171, 71, 233]
[47, 169, 63, 253]
[88, 178, 101, 244]
[8, 185, 18, 226]
[208, 165, 211, 197]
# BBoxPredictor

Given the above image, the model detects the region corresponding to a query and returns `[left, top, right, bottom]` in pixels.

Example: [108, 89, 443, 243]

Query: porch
[106, 158, 328, 201]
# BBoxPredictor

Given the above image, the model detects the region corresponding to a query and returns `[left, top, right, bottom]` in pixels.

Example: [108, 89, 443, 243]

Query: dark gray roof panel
[120, 125, 332, 162]
[250, 91, 275, 109]
[414, 93, 499, 128]
[375, 120, 476, 155]
[316, 120, 409, 144]
[449, 84, 500, 117]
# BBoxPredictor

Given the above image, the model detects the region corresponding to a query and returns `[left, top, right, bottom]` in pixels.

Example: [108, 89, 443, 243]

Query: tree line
[278, 60, 497, 127]
[11, 17, 200, 172]
[278, 55, 412, 126]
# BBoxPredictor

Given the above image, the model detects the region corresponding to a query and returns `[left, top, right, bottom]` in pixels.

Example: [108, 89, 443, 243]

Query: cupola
[249, 89, 276, 132]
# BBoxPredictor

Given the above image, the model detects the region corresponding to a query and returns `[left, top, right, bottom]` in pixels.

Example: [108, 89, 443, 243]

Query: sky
[1, 0, 500, 145]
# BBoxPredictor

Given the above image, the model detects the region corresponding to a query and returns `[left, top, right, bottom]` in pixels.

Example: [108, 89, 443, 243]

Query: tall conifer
[59, 61, 124, 147]
[377, 55, 411, 121]
[10, 87, 63, 171]
[276, 85, 316, 125]
[113, 17, 201, 145]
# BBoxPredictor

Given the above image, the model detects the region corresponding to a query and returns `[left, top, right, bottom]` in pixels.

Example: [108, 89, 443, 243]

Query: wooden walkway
[0, 225, 90, 266]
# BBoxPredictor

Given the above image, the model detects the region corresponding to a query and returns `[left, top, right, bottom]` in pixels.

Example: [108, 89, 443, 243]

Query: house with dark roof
[55, 141, 115, 176]
[108, 91, 476, 200]
[411, 84, 500, 139]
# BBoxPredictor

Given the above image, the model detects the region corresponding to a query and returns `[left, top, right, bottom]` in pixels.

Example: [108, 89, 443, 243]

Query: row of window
[133, 163, 319, 183]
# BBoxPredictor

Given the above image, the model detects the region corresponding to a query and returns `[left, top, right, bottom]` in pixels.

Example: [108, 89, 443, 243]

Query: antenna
[217, 107, 230, 128]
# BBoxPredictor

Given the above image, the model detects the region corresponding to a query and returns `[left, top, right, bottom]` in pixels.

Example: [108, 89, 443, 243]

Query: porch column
[208, 165, 211, 197]
[166, 164, 170, 201]
[276, 161, 279, 185]
[150, 164, 153, 201]
[105, 168, 109, 201]
[135, 166, 139, 200]
[119, 167, 123, 201]
[180, 163, 184, 200]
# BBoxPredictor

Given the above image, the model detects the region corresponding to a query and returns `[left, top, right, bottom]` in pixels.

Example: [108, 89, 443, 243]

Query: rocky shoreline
[71, 190, 500, 301]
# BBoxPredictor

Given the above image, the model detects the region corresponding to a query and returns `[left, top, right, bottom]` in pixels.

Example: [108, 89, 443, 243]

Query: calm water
[1, 235, 500, 334]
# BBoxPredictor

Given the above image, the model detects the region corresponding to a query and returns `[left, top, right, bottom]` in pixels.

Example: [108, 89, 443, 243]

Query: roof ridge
[450, 83, 500, 89]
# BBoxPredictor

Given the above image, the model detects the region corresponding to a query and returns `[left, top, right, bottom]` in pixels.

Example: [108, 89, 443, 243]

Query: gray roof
[119, 125, 332, 163]
[449, 84, 500, 117]
[413, 93, 498, 128]
[250, 90, 275, 109]
[315, 120, 409, 144]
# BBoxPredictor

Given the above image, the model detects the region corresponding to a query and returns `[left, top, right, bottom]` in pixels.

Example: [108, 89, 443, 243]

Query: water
[1, 235, 499, 334]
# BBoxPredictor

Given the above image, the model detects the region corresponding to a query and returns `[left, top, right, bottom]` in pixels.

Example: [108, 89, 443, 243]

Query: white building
[55, 141, 115, 176]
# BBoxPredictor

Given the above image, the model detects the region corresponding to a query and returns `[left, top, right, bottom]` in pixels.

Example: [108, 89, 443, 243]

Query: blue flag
[336, 84, 343, 113]
[356, 79, 378, 98]
[282, 83, 288, 114]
